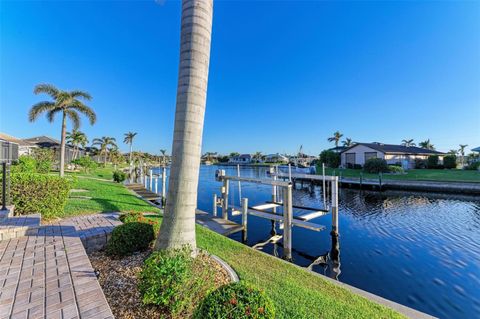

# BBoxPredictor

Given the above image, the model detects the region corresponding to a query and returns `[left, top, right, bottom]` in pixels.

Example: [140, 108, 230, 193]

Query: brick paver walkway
[0, 213, 122, 319]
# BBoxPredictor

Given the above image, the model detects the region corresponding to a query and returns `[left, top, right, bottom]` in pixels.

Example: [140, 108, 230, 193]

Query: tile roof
[342, 143, 446, 155]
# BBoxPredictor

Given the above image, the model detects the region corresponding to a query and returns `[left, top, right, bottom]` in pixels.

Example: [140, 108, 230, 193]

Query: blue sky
[1, 0, 479, 155]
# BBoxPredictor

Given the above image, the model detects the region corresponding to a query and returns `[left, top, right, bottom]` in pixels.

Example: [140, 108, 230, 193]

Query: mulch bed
[88, 249, 231, 319]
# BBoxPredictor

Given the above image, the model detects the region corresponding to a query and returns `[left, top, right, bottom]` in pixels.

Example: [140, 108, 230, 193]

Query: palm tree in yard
[401, 139, 416, 147]
[419, 139, 435, 150]
[328, 131, 343, 148]
[155, 0, 213, 252]
[92, 137, 117, 167]
[67, 130, 88, 160]
[342, 138, 354, 147]
[29, 84, 96, 177]
[253, 151, 263, 163]
[124, 132, 137, 175]
[459, 144, 468, 167]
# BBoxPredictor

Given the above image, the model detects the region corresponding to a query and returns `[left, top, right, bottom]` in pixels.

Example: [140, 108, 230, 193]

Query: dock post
[162, 167, 167, 206]
[149, 169, 153, 190]
[271, 174, 278, 233]
[379, 172, 383, 191]
[360, 172, 363, 189]
[144, 172, 148, 188]
[222, 179, 229, 220]
[154, 177, 158, 194]
[213, 194, 217, 217]
[322, 163, 326, 208]
[283, 184, 293, 261]
[241, 197, 248, 243]
[331, 176, 339, 235]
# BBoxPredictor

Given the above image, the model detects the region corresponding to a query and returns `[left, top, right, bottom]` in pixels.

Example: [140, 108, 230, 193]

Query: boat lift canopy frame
[214, 169, 339, 260]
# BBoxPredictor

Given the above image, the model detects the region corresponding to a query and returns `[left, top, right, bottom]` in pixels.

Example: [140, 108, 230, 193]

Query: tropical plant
[92, 136, 117, 166]
[319, 150, 341, 168]
[123, 132, 137, 173]
[155, 0, 213, 252]
[328, 131, 343, 148]
[66, 130, 88, 161]
[363, 158, 389, 173]
[448, 149, 458, 155]
[443, 155, 457, 169]
[419, 139, 435, 150]
[253, 151, 263, 163]
[458, 144, 468, 167]
[342, 138, 354, 147]
[28, 84, 96, 177]
[401, 139, 416, 147]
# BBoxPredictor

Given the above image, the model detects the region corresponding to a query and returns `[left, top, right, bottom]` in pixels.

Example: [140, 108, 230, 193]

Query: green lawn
[323, 168, 480, 183]
[64, 176, 160, 218]
[68, 164, 127, 180]
[145, 216, 404, 319]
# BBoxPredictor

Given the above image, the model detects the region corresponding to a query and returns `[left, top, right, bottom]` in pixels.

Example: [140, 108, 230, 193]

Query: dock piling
[242, 197, 248, 242]
[213, 194, 217, 217]
[283, 184, 293, 261]
[222, 179, 229, 220]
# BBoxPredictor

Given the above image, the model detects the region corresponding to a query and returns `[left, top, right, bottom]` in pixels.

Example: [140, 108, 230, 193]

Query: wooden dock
[196, 210, 244, 236]
[126, 183, 161, 201]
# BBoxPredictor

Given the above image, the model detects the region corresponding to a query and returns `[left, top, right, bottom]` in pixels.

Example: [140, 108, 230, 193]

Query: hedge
[0, 173, 71, 219]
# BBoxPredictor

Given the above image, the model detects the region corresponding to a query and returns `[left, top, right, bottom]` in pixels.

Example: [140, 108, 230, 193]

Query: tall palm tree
[401, 139, 416, 147]
[328, 131, 343, 148]
[92, 137, 117, 167]
[459, 144, 468, 167]
[448, 149, 458, 155]
[67, 130, 88, 160]
[155, 0, 213, 252]
[29, 84, 96, 176]
[419, 139, 435, 150]
[124, 132, 137, 175]
[342, 138, 354, 147]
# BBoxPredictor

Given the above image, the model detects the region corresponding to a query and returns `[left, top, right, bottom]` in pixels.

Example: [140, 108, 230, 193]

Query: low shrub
[0, 173, 71, 218]
[32, 148, 54, 173]
[11, 155, 37, 173]
[106, 222, 155, 256]
[388, 165, 404, 174]
[194, 282, 275, 319]
[113, 170, 127, 183]
[414, 158, 427, 169]
[319, 150, 341, 168]
[465, 162, 480, 171]
[72, 156, 97, 173]
[139, 248, 219, 316]
[427, 155, 439, 169]
[443, 155, 457, 169]
[119, 212, 160, 236]
[363, 158, 389, 174]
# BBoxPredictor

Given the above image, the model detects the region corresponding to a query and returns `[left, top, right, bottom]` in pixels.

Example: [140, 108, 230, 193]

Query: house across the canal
[229, 154, 252, 164]
[340, 142, 446, 169]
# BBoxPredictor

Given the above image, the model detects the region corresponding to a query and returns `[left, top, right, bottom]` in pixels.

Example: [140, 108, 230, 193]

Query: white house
[264, 153, 289, 164]
[340, 143, 446, 169]
[0, 133, 38, 156]
[229, 154, 252, 164]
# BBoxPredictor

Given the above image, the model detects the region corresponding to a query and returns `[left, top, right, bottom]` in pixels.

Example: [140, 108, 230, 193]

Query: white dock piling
[162, 167, 167, 205]
[154, 177, 158, 194]
[242, 197, 248, 242]
[213, 194, 217, 217]
[149, 169, 153, 191]
[222, 179, 229, 220]
[331, 176, 339, 234]
[283, 184, 293, 260]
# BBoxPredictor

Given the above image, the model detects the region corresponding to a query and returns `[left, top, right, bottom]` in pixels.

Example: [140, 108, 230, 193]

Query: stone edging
[209, 253, 240, 283]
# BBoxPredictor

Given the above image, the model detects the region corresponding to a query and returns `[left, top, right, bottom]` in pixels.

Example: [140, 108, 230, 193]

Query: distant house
[472, 147, 480, 153]
[340, 142, 446, 169]
[0, 133, 38, 156]
[24, 136, 84, 163]
[264, 153, 289, 164]
[229, 154, 252, 164]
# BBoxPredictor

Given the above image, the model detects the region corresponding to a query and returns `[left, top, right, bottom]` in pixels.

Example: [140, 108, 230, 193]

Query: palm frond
[70, 90, 92, 101]
[66, 110, 81, 130]
[69, 100, 96, 125]
[46, 108, 62, 123]
[28, 101, 56, 122]
[33, 84, 60, 98]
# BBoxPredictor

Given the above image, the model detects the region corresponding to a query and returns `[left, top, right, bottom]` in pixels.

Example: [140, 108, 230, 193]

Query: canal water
[155, 165, 480, 319]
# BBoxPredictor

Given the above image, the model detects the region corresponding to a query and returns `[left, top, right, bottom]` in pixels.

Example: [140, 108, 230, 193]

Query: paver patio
[0, 213, 122, 319]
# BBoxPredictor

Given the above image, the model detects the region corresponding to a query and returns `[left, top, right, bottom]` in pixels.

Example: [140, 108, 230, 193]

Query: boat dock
[274, 172, 480, 195]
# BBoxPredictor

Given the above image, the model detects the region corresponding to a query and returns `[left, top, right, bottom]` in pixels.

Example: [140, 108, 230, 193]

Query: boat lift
[213, 169, 339, 260]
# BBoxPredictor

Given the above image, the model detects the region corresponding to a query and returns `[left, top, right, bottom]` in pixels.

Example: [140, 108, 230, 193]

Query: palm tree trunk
[155, 0, 213, 252]
[59, 112, 67, 177]
[129, 143, 133, 177]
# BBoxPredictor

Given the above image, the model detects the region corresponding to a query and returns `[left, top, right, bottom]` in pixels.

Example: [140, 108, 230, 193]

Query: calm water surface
[156, 165, 480, 319]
